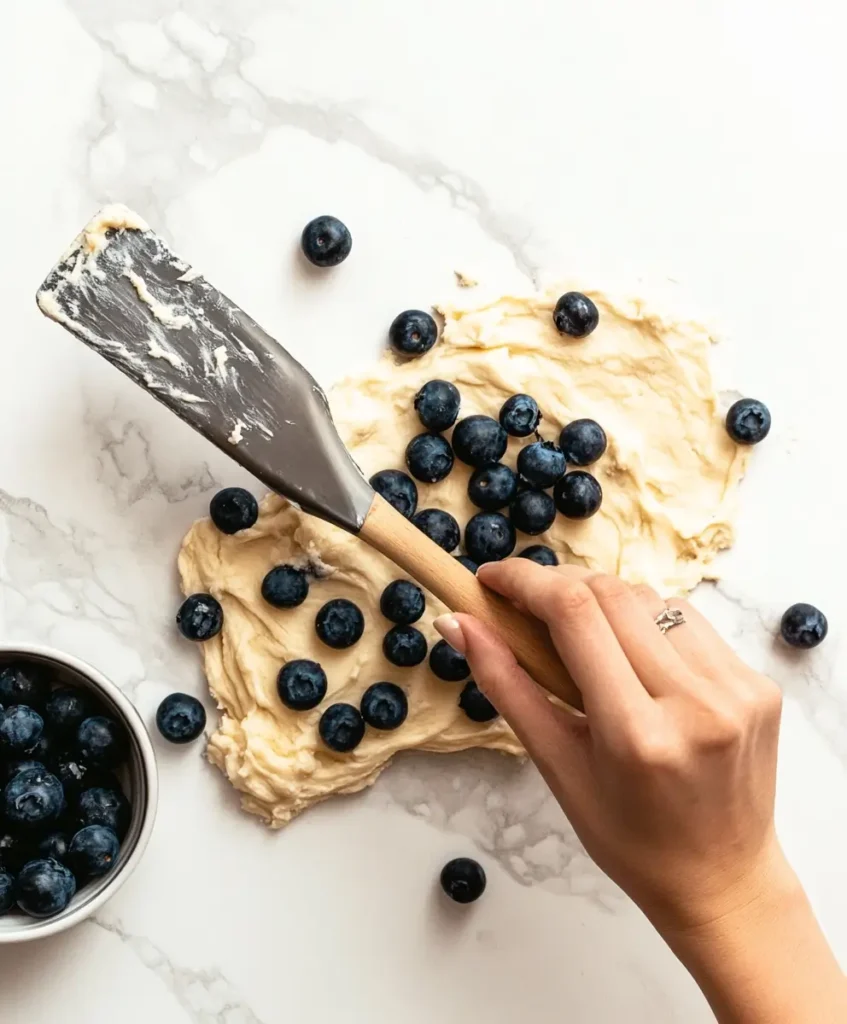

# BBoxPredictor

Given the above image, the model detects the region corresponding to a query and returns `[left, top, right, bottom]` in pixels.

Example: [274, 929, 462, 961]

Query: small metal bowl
[0, 644, 158, 943]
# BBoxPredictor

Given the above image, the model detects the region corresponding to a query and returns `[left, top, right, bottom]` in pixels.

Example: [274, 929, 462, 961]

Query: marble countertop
[3, 0, 847, 1020]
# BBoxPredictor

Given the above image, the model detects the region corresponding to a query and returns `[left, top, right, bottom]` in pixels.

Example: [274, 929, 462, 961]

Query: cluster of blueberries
[0, 661, 132, 920]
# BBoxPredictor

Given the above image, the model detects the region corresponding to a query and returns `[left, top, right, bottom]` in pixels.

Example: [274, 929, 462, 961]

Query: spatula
[36, 206, 581, 710]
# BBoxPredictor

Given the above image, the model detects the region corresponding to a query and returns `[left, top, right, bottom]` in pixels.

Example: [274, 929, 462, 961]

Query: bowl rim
[0, 643, 158, 943]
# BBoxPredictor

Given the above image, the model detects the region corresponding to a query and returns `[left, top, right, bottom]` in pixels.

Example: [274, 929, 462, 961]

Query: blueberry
[300, 215, 352, 267]
[554, 471, 603, 519]
[35, 830, 71, 863]
[468, 463, 518, 511]
[77, 785, 131, 840]
[440, 857, 486, 904]
[209, 487, 259, 534]
[519, 544, 559, 566]
[559, 419, 607, 466]
[383, 625, 428, 667]
[412, 509, 460, 552]
[0, 831, 29, 873]
[319, 703, 365, 752]
[726, 398, 771, 445]
[360, 683, 408, 731]
[315, 599, 365, 649]
[0, 661, 51, 710]
[0, 871, 14, 915]
[44, 687, 88, 738]
[429, 640, 470, 682]
[454, 555, 479, 574]
[517, 440, 566, 488]
[464, 512, 516, 564]
[261, 565, 309, 608]
[68, 825, 120, 880]
[380, 580, 425, 625]
[405, 433, 454, 483]
[499, 394, 541, 437]
[76, 716, 127, 769]
[414, 380, 460, 431]
[451, 416, 508, 468]
[510, 490, 556, 535]
[389, 310, 439, 357]
[0, 705, 44, 755]
[177, 593, 223, 641]
[553, 291, 599, 338]
[27, 730, 55, 764]
[4, 767, 64, 830]
[2, 759, 46, 785]
[277, 660, 328, 711]
[780, 603, 828, 649]
[16, 858, 76, 918]
[459, 680, 498, 722]
[370, 469, 418, 519]
[156, 693, 207, 744]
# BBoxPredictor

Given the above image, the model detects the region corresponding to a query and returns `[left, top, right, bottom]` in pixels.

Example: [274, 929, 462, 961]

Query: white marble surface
[2, 0, 847, 1020]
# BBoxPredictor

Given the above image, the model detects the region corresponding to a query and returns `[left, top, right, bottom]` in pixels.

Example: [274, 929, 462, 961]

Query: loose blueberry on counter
[459, 680, 498, 722]
[0, 705, 44, 755]
[468, 463, 518, 511]
[380, 580, 425, 625]
[405, 433, 454, 483]
[360, 683, 408, 731]
[451, 415, 508, 468]
[369, 469, 418, 519]
[77, 784, 131, 840]
[15, 858, 76, 919]
[464, 512, 516, 564]
[277, 659, 328, 711]
[35, 830, 71, 863]
[412, 509, 460, 553]
[454, 555, 479, 574]
[415, 379, 461, 432]
[510, 490, 556, 535]
[177, 593, 224, 641]
[3, 767, 65, 830]
[554, 471, 603, 519]
[209, 487, 259, 535]
[725, 398, 771, 445]
[0, 871, 14, 915]
[315, 598, 365, 649]
[499, 394, 541, 437]
[383, 626, 428, 667]
[780, 603, 828, 649]
[519, 544, 559, 566]
[319, 703, 366, 752]
[44, 687, 88, 738]
[156, 693, 207, 743]
[300, 215, 352, 267]
[76, 716, 127, 769]
[429, 640, 470, 682]
[262, 564, 310, 608]
[389, 310, 439, 358]
[517, 440, 566, 489]
[68, 824, 120, 880]
[559, 418, 607, 466]
[0, 661, 51, 710]
[440, 857, 486, 904]
[553, 291, 599, 338]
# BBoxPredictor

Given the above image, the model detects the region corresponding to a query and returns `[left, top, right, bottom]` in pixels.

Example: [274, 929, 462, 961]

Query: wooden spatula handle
[359, 493, 582, 711]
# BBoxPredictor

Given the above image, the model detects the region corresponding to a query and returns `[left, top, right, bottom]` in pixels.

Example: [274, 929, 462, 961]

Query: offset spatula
[36, 206, 580, 709]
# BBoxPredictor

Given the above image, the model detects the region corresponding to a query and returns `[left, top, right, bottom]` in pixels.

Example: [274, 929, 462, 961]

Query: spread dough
[178, 286, 749, 827]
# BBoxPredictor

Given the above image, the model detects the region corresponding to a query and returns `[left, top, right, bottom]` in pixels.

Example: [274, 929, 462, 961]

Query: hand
[434, 561, 847, 1023]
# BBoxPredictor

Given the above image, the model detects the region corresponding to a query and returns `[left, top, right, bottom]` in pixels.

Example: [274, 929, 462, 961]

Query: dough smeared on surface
[178, 285, 749, 827]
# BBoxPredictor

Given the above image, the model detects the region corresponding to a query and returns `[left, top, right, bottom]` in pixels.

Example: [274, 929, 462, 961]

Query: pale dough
[178, 285, 750, 827]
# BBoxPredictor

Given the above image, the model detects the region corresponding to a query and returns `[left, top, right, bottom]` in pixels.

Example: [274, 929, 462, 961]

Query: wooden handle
[359, 493, 583, 712]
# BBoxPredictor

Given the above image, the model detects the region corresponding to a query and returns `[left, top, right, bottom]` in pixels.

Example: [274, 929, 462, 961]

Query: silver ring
[655, 608, 685, 634]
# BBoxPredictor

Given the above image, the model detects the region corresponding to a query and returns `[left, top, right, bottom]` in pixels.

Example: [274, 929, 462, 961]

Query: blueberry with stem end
[464, 512, 516, 564]
[389, 310, 439, 357]
[209, 487, 259, 534]
[156, 693, 207, 743]
[553, 292, 599, 338]
[499, 394, 541, 437]
[277, 660, 328, 711]
[315, 599, 365, 649]
[4, 767, 65, 830]
[405, 433, 454, 483]
[383, 626, 428, 667]
[468, 463, 518, 511]
[319, 704, 365, 752]
[15, 859, 76, 918]
[360, 683, 408, 731]
[517, 441, 566, 489]
[0, 706, 44, 755]
[68, 824, 120, 879]
[177, 593, 223, 641]
[414, 380, 460, 431]
[726, 398, 771, 445]
[300, 215, 352, 267]
[261, 565, 309, 608]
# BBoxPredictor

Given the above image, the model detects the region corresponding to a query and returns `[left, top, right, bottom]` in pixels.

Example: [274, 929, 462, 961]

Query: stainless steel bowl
[0, 644, 158, 943]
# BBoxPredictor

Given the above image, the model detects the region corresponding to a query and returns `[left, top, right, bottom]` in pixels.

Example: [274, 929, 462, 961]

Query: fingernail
[433, 614, 466, 654]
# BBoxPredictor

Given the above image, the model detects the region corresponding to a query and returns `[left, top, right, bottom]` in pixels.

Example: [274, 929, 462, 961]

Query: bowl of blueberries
[0, 645, 157, 942]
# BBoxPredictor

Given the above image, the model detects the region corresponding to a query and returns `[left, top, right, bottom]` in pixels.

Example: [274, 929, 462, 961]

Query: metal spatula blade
[35, 205, 373, 533]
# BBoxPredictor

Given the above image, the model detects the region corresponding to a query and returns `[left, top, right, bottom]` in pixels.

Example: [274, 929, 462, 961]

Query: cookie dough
[178, 285, 749, 827]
